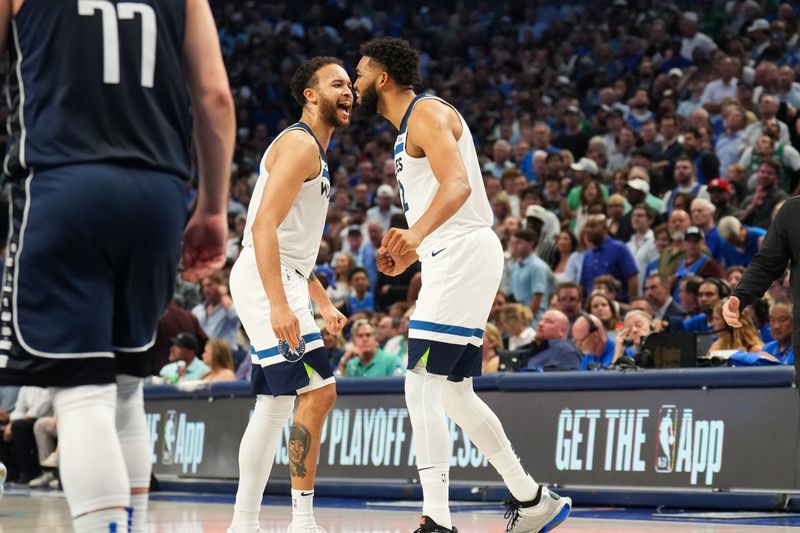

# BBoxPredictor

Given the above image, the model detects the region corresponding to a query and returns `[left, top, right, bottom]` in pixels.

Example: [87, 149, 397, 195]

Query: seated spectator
[606, 193, 627, 240]
[377, 316, 405, 356]
[708, 300, 763, 355]
[760, 303, 794, 364]
[192, 271, 240, 350]
[524, 310, 582, 371]
[612, 310, 656, 366]
[643, 224, 672, 283]
[629, 296, 655, 318]
[499, 303, 536, 351]
[579, 214, 639, 302]
[338, 320, 401, 377]
[555, 281, 584, 328]
[690, 198, 721, 259]
[717, 216, 766, 267]
[550, 230, 579, 284]
[592, 274, 629, 317]
[672, 226, 725, 296]
[510, 228, 554, 326]
[740, 159, 790, 229]
[339, 267, 376, 316]
[644, 273, 687, 322]
[683, 278, 729, 333]
[201, 339, 237, 382]
[0, 387, 19, 430]
[482, 323, 503, 373]
[572, 313, 615, 370]
[585, 291, 623, 340]
[29, 416, 58, 489]
[489, 291, 507, 325]
[707, 178, 739, 221]
[146, 301, 209, 376]
[0, 386, 51, 484]
[159, 333, 210, 382]
[320, 322, 346, 368]
[564, 225, 591, 284]
[327, 252, 355, 308]
[677, 275, 704, 317]
[726, 265, 745, 292]
[658, 209, 692, 279]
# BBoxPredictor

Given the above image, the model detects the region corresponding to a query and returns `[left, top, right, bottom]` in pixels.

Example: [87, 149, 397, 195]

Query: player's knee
[299, 383, 336, 414]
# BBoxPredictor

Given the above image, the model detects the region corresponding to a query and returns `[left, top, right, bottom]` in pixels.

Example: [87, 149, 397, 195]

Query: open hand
[722, 296, 742, 328]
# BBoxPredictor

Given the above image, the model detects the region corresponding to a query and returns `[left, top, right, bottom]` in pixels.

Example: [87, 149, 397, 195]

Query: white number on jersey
[78, 0, 157, 88]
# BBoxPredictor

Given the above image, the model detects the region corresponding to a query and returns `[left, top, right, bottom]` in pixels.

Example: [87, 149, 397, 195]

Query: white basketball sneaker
[505, 486, 571, 533]
[0, 462, 6, 502]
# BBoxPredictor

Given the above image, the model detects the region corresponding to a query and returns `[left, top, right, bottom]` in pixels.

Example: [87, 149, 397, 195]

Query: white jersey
[393, 95, 493, 256]
[240, 122, 331, 278]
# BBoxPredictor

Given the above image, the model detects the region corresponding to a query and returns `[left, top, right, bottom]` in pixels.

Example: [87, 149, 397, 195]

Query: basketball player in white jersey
[354, 38, 571, 533]
[226, 57, 350, 533]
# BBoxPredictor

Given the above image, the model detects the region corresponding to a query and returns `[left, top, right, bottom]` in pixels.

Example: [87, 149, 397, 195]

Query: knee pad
[116, 375, 150, 489]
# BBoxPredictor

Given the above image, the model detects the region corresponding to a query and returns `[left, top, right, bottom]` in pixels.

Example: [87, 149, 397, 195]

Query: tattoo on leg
[289, 422, 311, 478]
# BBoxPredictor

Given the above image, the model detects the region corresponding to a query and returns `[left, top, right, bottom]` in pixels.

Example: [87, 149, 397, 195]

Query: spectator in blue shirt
[524, 310, 582, 371]
[339, 267, 375, 317]
[682, 278, 729, 333]
[510, 228, 554, 326]
[572, 313, 616, 370]
[580, 214, 639, 302]
[761, 303, 794, 365]
[716, 216, 767, 267]
[192, 271, 240, 350]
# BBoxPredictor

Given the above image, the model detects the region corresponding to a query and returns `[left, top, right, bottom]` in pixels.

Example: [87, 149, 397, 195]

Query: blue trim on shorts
[250, 332, 323, 360]
[407, 339, 481, 381]
[409, 320, 483, 338]
[250, 347, 332, 397]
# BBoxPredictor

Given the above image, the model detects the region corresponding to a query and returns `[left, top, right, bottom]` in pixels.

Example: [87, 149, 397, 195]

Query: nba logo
[161, 410, 177, 465]
[655, 405, 677, 473]
[279, 338, 306, 363]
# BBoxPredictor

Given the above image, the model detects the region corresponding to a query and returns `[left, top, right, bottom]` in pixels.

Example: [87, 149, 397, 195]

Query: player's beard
[320, 96, 348, 128]
[353, 83, 379, 121]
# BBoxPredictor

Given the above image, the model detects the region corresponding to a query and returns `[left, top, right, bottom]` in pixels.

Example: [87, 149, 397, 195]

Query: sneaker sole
[540, 499, 571, 533]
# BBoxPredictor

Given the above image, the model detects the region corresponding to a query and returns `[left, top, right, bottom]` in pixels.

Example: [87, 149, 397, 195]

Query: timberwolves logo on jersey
[321, 162, 331, 199]
[278, 338, 306, 363]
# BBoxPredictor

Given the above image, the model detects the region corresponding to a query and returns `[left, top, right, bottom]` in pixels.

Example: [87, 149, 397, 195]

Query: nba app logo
[161, 410, 178, 465]
[655, 405, 677, 473]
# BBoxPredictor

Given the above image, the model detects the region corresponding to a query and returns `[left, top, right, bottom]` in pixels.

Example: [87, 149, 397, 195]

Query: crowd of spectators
[45, 1, 800, 382]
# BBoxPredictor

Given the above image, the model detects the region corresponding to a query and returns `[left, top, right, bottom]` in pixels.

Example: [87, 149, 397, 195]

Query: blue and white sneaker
[505, 486, 571, 533]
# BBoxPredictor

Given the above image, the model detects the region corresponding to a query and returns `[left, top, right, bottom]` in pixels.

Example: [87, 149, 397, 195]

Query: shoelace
[504, 500, 521, 532]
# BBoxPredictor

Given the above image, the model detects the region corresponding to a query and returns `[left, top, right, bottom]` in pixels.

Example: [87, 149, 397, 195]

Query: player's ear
[376, 71, 389, 90]
[303, 86, 317, 106]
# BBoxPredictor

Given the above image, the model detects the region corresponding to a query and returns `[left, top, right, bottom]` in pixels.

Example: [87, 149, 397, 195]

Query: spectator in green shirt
[338, 319, 402, 377]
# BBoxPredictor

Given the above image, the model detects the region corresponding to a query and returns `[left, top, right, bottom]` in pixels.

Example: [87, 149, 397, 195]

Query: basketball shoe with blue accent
[505, 486, 571, 533]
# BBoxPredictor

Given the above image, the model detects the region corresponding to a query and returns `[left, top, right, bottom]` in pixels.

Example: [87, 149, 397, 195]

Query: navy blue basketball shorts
[0, 164, 185, 386]
[407, 227, 504, 381]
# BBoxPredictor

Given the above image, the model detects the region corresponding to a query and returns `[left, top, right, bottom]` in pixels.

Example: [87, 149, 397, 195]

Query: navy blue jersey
[4, 0, 192, 180]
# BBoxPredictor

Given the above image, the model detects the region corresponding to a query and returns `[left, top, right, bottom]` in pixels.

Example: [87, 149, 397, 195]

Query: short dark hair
[758, 158, 781, 175]
[514, 228, 539, 244]
[359, 37, 421, 88]
[348, 267, 368, 282]
[289, 56, 344, 106]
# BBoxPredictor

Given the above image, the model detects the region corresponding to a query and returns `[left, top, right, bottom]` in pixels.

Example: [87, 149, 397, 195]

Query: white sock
[418, 464, 451, 528]
[129, 493, 149, 532]
[442, 378, 538, 502]
[230, 395, 295, 533]
[405, 368, 452, 528]
[72, 509, 128, 533]
[291, 488, 316, 527]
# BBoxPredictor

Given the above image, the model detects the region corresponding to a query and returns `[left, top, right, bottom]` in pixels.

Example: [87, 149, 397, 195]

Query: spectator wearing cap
[555, 105, 591, 159]
[524, 204, 558, 266]
[682, 127, 720, 185]
[523, 309, 582, 371]
[572, 313, 616, 370]
[565, 157, 607, 212]
[680, 11, 718, 61]
[715, 105, 748, 179]
[707, 178, 739, 220]
[747, 18, 772, 62]
[147, 301, 209, 376]
[740, 160, 789, 230]
[701, 56, 738, 115]
[339, 224, 368, 268]
[159, 333, 210, 382]
[484, 139, 516, 178]
[625, 168, 663, 214]
[366, 185, 402, 231]
[510, 228, 554, 327]
[661, 155, 710, 215]
[717, 216, 767, 267]
[673, 226, 726, 297]
[580, 214, 639, 303]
